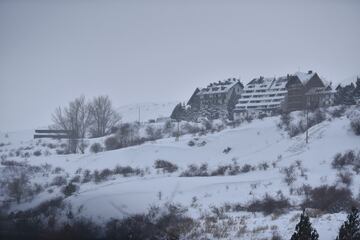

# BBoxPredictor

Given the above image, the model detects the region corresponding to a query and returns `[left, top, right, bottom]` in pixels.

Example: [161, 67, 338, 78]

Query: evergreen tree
[353, 77, 360, 98]
[170, 103, 186, 121]
[336, 207, 360, 240]
[335, 85, 345, 105]
[291, 210, 319, 240]
[343, 83, 356, 105]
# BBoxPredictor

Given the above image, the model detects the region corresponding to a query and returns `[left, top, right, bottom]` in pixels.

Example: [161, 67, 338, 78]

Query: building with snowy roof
[233, 76, 288, 119]
[284, 71, 335, 111]
[233, 71, 335, 120]
[186, 78, 244, 120]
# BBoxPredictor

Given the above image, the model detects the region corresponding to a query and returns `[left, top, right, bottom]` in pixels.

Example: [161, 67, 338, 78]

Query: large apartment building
[233, 76, 288, 119]
[233, 71, 335, 120]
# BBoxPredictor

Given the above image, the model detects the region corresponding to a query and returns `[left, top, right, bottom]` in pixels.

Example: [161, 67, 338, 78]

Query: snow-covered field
[0, 110, 359, 239]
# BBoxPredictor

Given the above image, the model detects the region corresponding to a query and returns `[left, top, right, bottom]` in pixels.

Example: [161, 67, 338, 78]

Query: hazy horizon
[1, 0, 360, 131]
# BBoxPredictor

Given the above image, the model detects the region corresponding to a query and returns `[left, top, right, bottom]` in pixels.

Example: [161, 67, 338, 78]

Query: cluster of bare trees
[52, 95, 120, 153]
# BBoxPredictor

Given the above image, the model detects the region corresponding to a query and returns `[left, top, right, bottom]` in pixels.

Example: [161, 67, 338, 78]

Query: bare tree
[52, 96, 92, 153]
[88, 95, 121, 138]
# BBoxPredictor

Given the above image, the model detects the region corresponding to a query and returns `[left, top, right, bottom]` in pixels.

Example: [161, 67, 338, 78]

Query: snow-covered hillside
[1, 108, 360, 239]
[117, 101, 180, 123]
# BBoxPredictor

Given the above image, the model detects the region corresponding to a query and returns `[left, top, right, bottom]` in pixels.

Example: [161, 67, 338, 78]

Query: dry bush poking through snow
[348, 107, 360, 135]
[246, 193, 291, 216]
[180, 164, 209, 177]
[336, 171, 353, 187]
[281, 165, 297, 186]
[90, 142, 103, 153]
[154, 159, 178, 173]
[302, 185, 358, 213]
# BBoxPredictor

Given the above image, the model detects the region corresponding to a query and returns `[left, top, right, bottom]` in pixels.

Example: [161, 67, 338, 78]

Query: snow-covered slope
[1, 111, 359, 239]
[117, 101, 180, 123]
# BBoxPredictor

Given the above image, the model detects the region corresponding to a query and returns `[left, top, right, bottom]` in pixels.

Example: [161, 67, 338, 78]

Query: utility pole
[138, 106, 141, 124]
[306, 98, 309, 144]
[176, 120, 180, 142]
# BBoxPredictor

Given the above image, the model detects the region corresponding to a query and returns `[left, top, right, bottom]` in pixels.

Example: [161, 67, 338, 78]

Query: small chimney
[308, 70, 313, 74]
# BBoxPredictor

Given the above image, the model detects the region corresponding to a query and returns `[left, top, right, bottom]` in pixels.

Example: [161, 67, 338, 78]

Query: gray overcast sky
[0, 0, 359, 131]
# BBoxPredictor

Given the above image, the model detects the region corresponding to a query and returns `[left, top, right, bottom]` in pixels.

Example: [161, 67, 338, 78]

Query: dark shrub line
[154, 160, 178, 173]
[180, 162, 270, 177]
[81, 165, 144, 184]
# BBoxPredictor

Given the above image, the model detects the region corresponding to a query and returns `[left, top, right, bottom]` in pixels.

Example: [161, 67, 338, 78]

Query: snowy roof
[295, 71, 316, 85]
[245, 76, 288, 90]
[197, 78, 240, 95]
[247, 77, 274, 85]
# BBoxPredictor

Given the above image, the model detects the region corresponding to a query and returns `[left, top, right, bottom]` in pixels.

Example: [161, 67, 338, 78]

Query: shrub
[211, 162, 243, 176]
[281, 109, 327, 137]
[154, 160, 178, 173]
[332, 151, 357, 169]
[51, 176, 67, 187]
[211, 165, 232, 176]
[241, 164, 252, 173]
[104, 136, 119, 151]
[182, 123, 201, 134]
[197, 141, 207, 147]
[7, 172, 30, 203]
[57, 217, 101, 239]
[33, 150, 42, 156]
[258, 113, 267, 120]
[82, 170, 92, 183]
[281, 165, 297, 186]
[62, 183, 77, 197]
[52, 167, 64, 174]
[348, 109, 360, 135]
[351, 118, 360, 135]
[1, 160, 27, 167]
[258, 162, 270, 171]
[93, 170, 101, 183]
[246, 194, 291, 216]
[105, 204, 194, 240]
[70, 175, 81, 183]
[187, 140, 195, 147]
[302, 185, 357, 213]
[47, 143, 57, 149]
[113, 166, 142, 177]
[146, 126, 163, 140]
[162, 120, 174, 135]
[100, 168, 113, 180]
[223, 147, 231, 154]
[56, 149, 67, 155]
[329, 105, 346, 118]
[90, 143, 103, 153]
[271, 232, 283, 240]
[337, 171, 353, 187]
[279, 113, 291, 130]
[245, 115, 253, 123]
[180, 164, 209, 177]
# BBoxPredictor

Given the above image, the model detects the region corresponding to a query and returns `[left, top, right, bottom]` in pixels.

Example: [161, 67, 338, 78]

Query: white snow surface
[1, 112, 360, 239]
